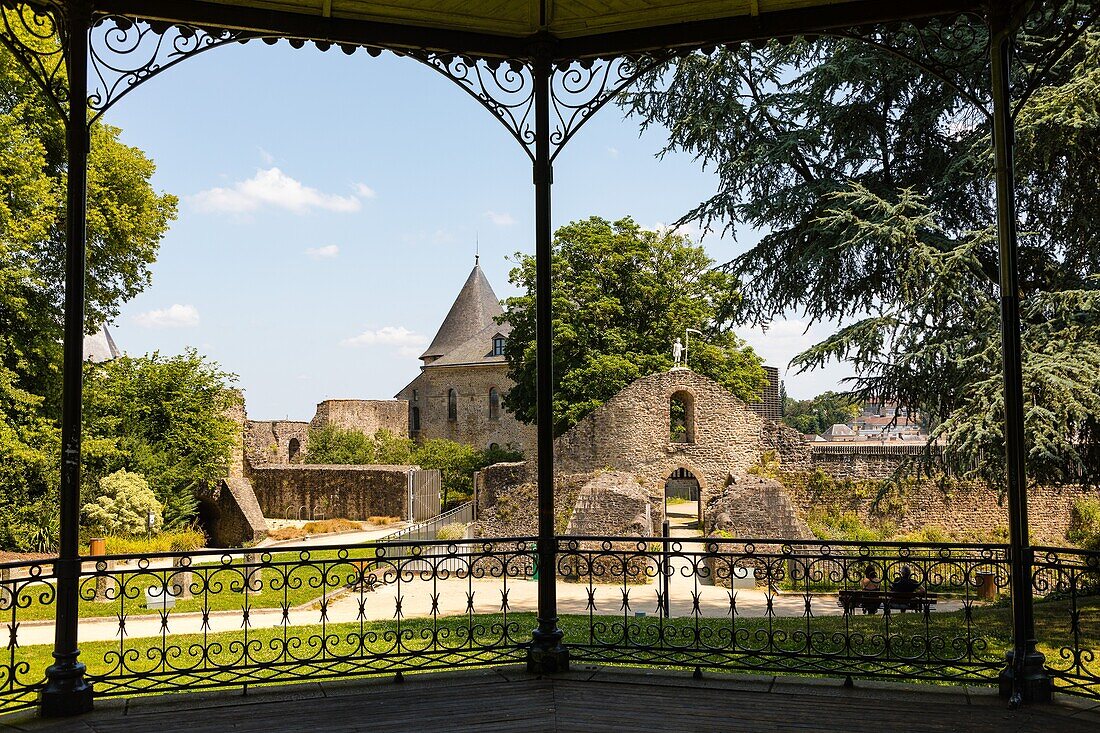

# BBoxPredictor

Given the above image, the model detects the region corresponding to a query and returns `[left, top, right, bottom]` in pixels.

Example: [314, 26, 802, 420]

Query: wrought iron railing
[0, 538, 1096, 714]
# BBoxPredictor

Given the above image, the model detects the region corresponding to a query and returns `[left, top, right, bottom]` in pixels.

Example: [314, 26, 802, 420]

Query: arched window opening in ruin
[670, 391, 695, 443]
[447, 388, 457, 421]
[489, 442, 499, 451]
[411, 406, 421, 433]
[288, 438, 301, 464]
[489, 387, 500, 420]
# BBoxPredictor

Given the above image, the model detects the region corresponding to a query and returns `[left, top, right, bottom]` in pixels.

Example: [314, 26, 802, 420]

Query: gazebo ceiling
[96, 0, 984, 58]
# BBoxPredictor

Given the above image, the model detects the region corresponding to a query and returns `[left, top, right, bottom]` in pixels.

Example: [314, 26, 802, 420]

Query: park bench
[836, 589, 938, 615]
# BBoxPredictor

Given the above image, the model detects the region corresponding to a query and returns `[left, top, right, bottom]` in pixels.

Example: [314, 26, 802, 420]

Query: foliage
[1067, 498, 1100, 551]
[82, 351, 241, 529]
[303, 425, 376, 464]
[502, 216, 765, 436]
[783, 391, 861, 435]
[82, 469, 162, 536]
[625, 16, 1100, 486]
[305, 428, 523, 508]
[94, 528, 206, 556]
[434, 522, 468, 541]
[0, 29, 177, 550]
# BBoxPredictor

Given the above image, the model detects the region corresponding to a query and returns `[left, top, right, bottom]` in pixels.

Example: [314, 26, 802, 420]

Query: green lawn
[7, 548, 376, 622]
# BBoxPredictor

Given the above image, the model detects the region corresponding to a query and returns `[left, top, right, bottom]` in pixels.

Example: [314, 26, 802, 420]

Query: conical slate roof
[420, 259, 503, 362]
[83, 325, 121, 363]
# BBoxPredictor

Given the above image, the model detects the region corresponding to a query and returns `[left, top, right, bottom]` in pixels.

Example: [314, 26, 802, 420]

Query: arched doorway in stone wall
[664, 467, 703, 531]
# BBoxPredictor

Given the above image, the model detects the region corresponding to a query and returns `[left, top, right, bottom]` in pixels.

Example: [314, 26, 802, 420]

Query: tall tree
[626, 15, 1100, 485]
[0, 29, 178, 546]
[502, 216, 765, 436]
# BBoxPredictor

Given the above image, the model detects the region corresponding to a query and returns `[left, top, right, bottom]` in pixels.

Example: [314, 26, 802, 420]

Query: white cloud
[306, 245, 340, 259]
[340, 326, 428, 349]
[190, 167, 362, 215]
[650, 221, 706, 241]
[484, 210, 516, 227]
[607, 146, 620, 157]
[258, 147, 275, 165]
[353, 183, 377, 199]
[133, 304, 200, 329]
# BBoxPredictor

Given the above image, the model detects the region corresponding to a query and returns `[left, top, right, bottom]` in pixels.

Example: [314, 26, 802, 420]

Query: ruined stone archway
[662, 464, 706, 530]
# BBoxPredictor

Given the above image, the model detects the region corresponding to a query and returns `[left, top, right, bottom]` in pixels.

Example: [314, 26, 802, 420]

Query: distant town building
[395, 258, 535, 453]
[852, 398, 926, 441]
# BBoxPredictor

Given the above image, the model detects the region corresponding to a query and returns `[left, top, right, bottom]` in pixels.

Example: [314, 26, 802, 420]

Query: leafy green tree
[0, 26, 178, 547]
[82, 469, 163, 536]
[626, 17, 1099, 485]
[82, 351, 241, 529]
[503, 216, 765, 436]
[304, 425, 377, 465]
[783, 391, 861, 436]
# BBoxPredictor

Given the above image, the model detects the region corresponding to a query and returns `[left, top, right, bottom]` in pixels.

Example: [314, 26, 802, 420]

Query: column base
[526, 644, 570, 674]
[39, 661, 93, 718]
[998, 648, 1052, 705]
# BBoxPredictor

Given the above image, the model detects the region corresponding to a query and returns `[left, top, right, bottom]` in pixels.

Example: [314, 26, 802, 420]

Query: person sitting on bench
[859, 565, 881, 614]
[890, 565, 923, 594]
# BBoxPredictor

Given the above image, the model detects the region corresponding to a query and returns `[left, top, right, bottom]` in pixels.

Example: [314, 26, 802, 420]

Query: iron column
[40, 0, 95, 716]
[990, 0, 1049, 705]
[526, 43, 567, 673]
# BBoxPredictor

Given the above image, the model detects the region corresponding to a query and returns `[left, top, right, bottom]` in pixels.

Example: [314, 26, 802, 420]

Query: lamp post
[684, 328, 703, 369]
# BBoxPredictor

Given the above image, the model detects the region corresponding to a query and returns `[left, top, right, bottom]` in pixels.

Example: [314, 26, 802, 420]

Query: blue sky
[101, 41, 851, 419]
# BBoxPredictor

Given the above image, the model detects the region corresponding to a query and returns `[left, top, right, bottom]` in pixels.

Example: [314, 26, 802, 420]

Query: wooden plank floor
[5, 667, 1099, 733]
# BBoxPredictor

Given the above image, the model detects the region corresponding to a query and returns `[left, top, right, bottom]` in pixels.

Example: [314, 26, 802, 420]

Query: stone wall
[311, 399, 408, 438]
[554, 369, 789, 514]
[244, 420, 310, 468]
[225, 393, 247, 479]
[809, 443, 931, 480]
[397, 363, 535, 452]
[195, 478, 269, 547]
[566, 472, 657, 536]
[250, 465, 414, 521]
[475, 461, 530, 516]
[706, 473, 811, 539]
[781, 472, 1099, 545]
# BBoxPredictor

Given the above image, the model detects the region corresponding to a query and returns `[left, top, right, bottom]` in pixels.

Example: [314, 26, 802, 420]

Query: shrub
[302, 518, 362, 534]
[1067, 498, 1100, 549]
[82, 470, 163, 536]
[435, 523, 468, 541]
[96, 528, 205, 555]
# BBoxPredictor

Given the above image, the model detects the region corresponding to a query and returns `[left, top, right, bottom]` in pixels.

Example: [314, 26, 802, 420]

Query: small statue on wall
[672, 337, 684, 368]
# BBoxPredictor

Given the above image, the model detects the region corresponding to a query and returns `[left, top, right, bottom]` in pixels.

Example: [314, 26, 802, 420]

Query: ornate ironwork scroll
[546, 54, 670, 162]
[87, 15, 258, 125]
[410, 53, 537, 160]
[1011, 0, 1100, 118]
[0, 1, 68, 118]
[411, 51, 670, 162]
[829, 12, 993, 120]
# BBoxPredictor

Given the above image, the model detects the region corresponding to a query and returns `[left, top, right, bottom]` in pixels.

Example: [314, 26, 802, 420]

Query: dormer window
[492, 336, 505, 356]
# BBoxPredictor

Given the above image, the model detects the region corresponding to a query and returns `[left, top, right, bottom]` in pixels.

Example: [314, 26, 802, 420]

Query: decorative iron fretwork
[87, 15, 259, 125]
[546, 54, 670, 162]
[829, 12, 993, 120]
[1032, 546, 1100, 699]
[0, 1, 68, 118]
[1011, 0, 1100, 118]
[410, 53, 537, 160]
[558, 536, 1016, 684]
[0, 537, 1096, 713]
[0, 559, 56, 712]
[410, 51, 670, 162]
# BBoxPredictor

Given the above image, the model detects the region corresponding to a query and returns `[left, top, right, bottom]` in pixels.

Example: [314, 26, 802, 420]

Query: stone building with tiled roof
[396, 258, 535, 453]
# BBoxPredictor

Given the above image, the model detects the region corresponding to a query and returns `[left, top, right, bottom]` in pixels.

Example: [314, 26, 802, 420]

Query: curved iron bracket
[827, 12, 993, 121]
[0, 1, 68, 120]
[87, 15, 261, 126]
[410, 50, 670, 162]
[1010, 0, 1099, 118]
